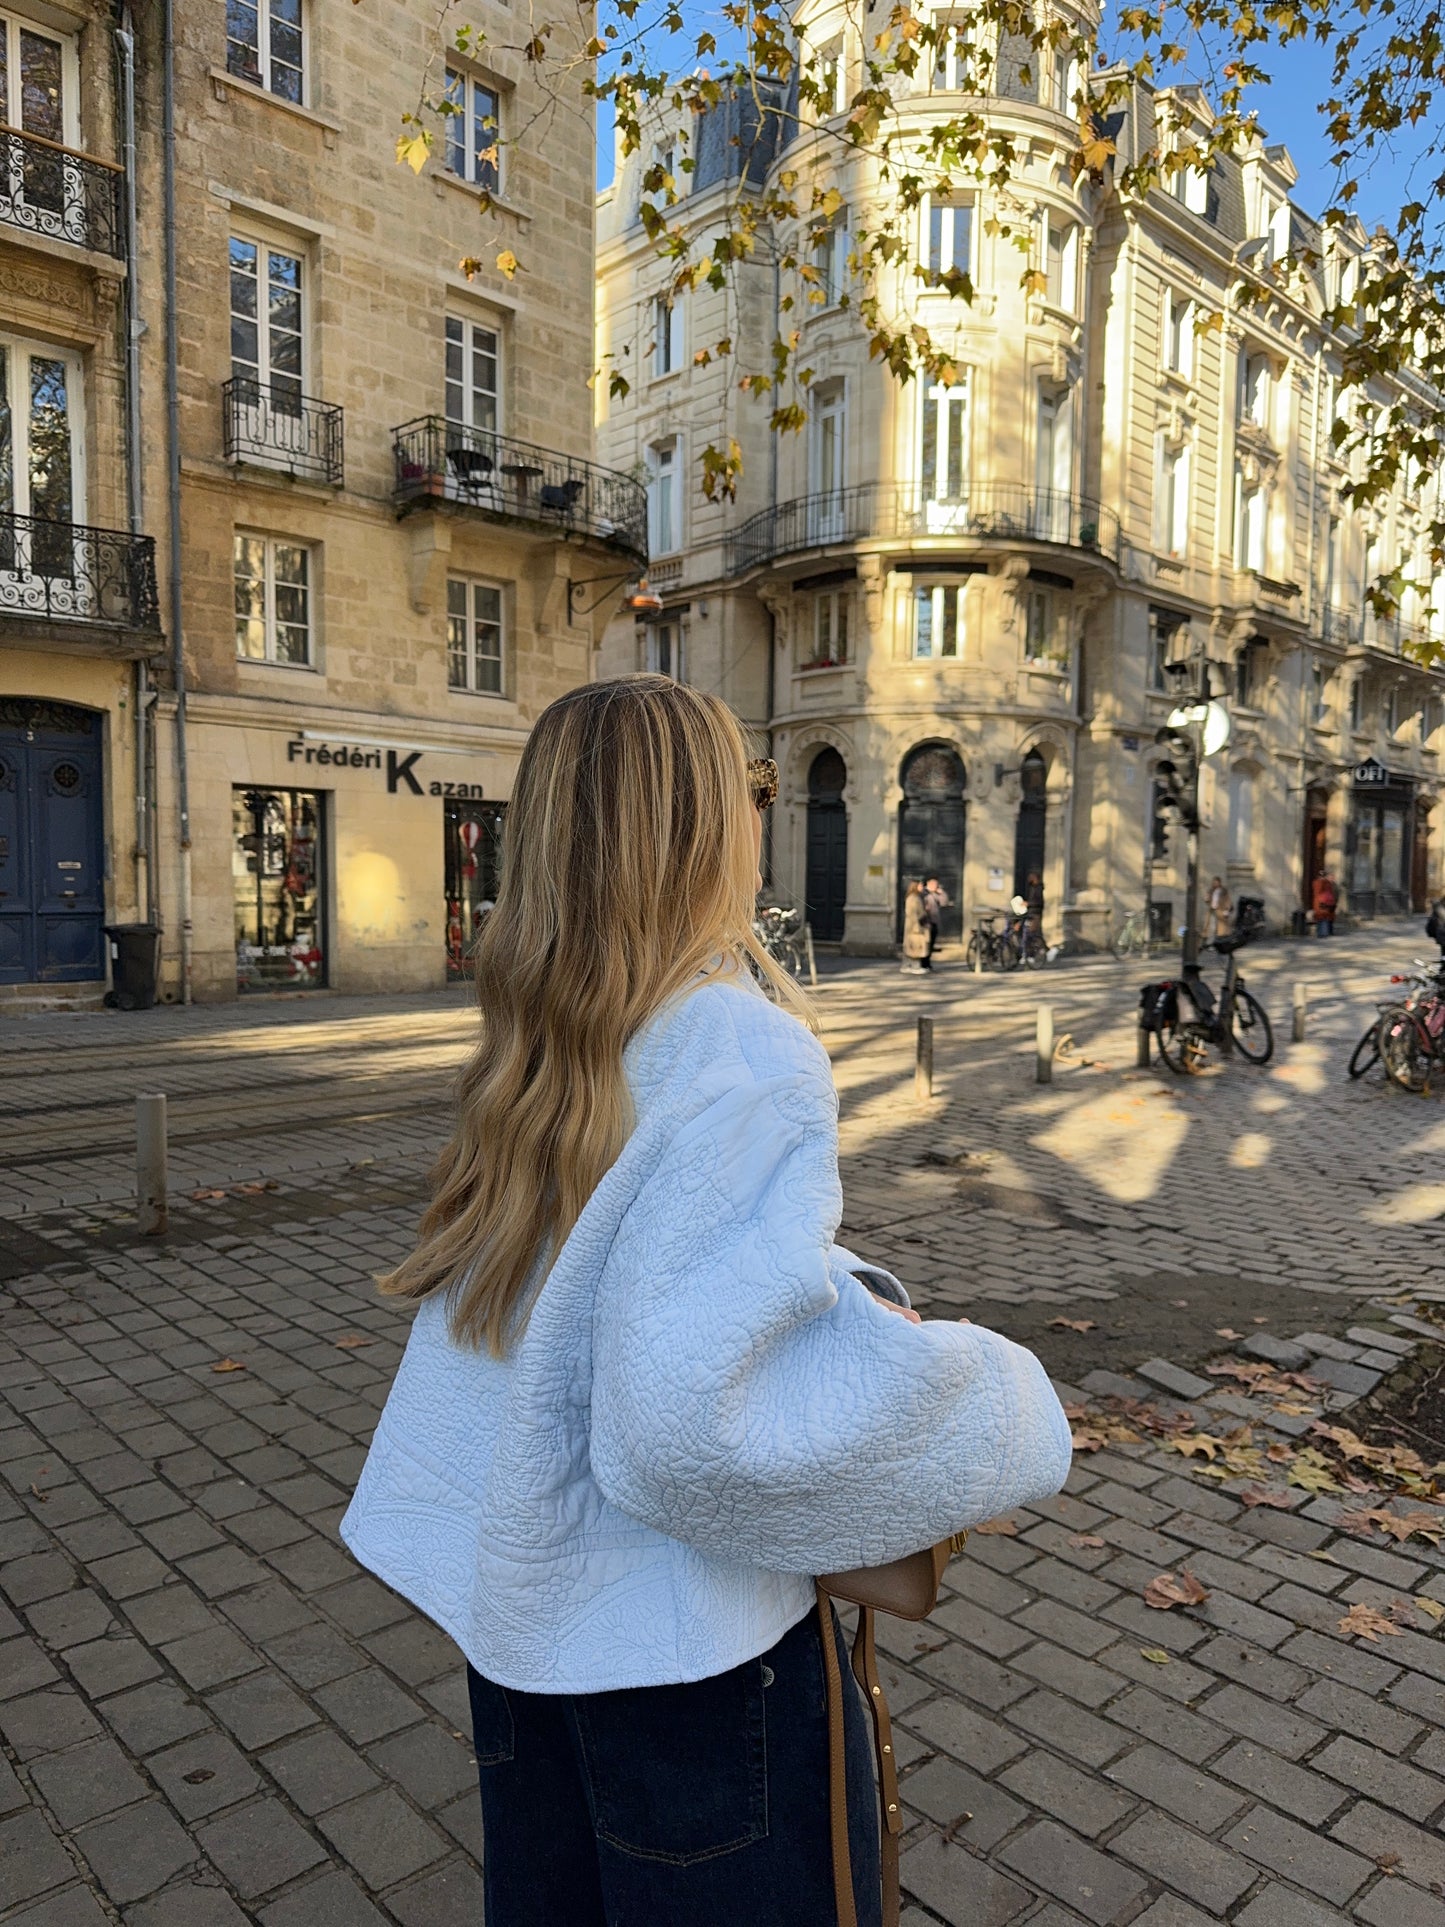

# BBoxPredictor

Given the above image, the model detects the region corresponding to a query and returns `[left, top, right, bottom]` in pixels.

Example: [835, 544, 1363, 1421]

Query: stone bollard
[1136, 1021, 1151, 1068]
[804, 925, 818, 989]
[136, 1093, 167, 1237]
[915, 1016, 934, 1101]
[1036, 1006, 1054, 1085]
[1292, 983, 1307, 1043]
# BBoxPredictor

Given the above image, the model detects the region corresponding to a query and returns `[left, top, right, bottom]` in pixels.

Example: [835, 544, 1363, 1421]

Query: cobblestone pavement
[2, 924, 1444, 1924]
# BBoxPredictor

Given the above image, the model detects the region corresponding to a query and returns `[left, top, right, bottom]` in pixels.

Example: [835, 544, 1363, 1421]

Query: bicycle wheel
[964, 932, 981, 971]
[1158, 1019, 1210, 1074]
[1230, 988, 1274, 1064]
[1347, 1020, 1381, 1080]
[998, 931, 1022, 971]
[1382, 1008, 1433, 1094]
[1110, 921, 1139, 959]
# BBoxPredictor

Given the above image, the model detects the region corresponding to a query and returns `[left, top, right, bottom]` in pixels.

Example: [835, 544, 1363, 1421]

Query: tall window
[1050, 49, 1080, 113]
[647, 618, 686, 680]
[912, 583, 962, 659]
[1350, 678, 1364, 731]
[1041, 214, 1078, 311]
[1238, 352, 1270, 431]
[444, 69, 501, 191]
[1165, 292, 1193, 378]
[234, 534, 310, 665]
[804, 588, 850, 667]
[1235, 641, 1265, 710]
[652, 296, 683, 377]
[1154, 436, 1189, 557]
[0, 337, 78, 529]
[1228, 768, 1255, 865]
[1148, 606, 1188, 691]
[1310, 661, 1329, 725]
[931, 16, 974, 89]
[447, 577, 504, 694]
[230, 237, 303, 410]
[1172, 152, 1211, 215]
[1235, 475, 1267, 572]
[647, 440, 680, 555]
[1323, 515, 1340, 615]
[924, 197, 973, 283]
[813, 218, 849, 308]
[444, 317, 500, 432]
[921, 376, 969, 505]
[1025, 588, 1068, 667]
[816, 37, 845, 114]
[226, 0, 303, 102]
[1037, 388, 1073, 499]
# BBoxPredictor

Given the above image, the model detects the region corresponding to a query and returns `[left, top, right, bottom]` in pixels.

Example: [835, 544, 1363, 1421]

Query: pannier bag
[1138, 980, 1177, 1033]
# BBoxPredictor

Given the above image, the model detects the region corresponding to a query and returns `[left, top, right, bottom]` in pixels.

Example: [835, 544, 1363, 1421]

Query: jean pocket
[574, 1658, 768, 1865]
[466, 1668, 515, 1766]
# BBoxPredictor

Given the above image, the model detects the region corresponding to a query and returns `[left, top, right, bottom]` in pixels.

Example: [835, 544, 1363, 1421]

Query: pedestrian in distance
[1312, 870, 1338, 937]
[923, 874, 948, 963]
[340, 677, 1071, 1927]
[902, 878, 932, 971]
[1205, 875, 1233, 940]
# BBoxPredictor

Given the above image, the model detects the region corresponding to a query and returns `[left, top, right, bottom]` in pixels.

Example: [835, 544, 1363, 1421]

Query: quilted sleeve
[589, 1061, 1072, 1574]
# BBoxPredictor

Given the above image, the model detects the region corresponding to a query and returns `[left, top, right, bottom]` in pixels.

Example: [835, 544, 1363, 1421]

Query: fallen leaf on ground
[1048, 1317, 1096, 1332]
[28, 1483, 47, 1502]
[1238, 1486, 1296, 1509]
[1172, 1299, 1189, 1308]
[941, 1811, 974, 1842]
[334, 1334, 375, 1350]
[1167, 1433, 1220, 1460]
[1214, 1328, 1243, 1340]
[1415, 1596, 1445, 1622]
[210, 1358, 246, 1373]
[1144, 1570, 1209, 1610]
[1375, 1851, 1401, 1874]
[1339, 1507, 1445, 1546]
[190, 1189, 228, 1201]
[1252, 1317, 1268, 1324]
[1139, 1647, 1172, 1664]
[1338, 1602, 1405, 1641]
[973, 1518, 1019, 1536]
[1068, 1533, 1106, 1548]
[1266, 1442, 1295, 1463]
[1287, 1450, 1344, 1495]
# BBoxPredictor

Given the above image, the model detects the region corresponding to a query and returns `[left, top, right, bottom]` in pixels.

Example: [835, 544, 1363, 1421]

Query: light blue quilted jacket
[340, 975, 1072, 1692]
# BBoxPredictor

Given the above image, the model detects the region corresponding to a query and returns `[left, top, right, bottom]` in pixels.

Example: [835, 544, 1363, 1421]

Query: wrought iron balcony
[726, 481, 1122, 575]
[392, 417, 648, 568]
[0, 512, 160, 634]
[0, 126, 123, 257]
[223, 377, 344, 487]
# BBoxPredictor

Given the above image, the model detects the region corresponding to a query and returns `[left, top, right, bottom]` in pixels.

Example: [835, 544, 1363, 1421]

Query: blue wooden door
[0, 705, 104, 983]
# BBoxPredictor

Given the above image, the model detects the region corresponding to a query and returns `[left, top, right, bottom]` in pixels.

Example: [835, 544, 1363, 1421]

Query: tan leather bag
[815, 1532, 968, 1927]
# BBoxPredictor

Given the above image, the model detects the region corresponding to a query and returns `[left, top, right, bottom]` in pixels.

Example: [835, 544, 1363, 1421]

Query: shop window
[652, 295, 683, 378]
[445, 799, 505, 981]
[445, 316, 500, 433]
[226, 0, 303, 102]
[646, 617, 686, 680]
[233, 787, 324, 990]
[444, 68, 501, 192]
[234, 533, 311, 665]
[447, 576, 504, 694]
[912, 582, 962, 659]
[646, 439, 681, 555]
[923, 197, 973, 284]
[802, 589, 850, 668]
[230, 236, 304, 413]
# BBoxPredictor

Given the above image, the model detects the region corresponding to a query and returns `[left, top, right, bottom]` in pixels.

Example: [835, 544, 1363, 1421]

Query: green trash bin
[103, 924, 160, 1011]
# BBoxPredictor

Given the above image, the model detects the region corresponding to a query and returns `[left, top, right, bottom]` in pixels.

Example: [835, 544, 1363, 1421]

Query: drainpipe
[162, 0, 193, 1000]
[114, 12, 154, 923]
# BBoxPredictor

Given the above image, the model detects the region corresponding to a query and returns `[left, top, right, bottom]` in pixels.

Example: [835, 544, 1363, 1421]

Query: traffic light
[1153, 730, 1200, 833]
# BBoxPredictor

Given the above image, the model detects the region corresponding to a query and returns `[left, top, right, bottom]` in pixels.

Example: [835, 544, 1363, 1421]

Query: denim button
[761, 1666, 774, 1687]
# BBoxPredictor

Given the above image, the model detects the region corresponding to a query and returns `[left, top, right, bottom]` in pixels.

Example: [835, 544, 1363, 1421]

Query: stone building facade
[596, 12, 1445, 952]
[3, 0, 637, 1006]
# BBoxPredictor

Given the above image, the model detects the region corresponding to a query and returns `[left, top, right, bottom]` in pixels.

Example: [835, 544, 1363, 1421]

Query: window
[803, 588, 850, 667]
[816, 37, 844, 115]
[234, 534, 311, 665]
[1235, 640, 1265, 710]
[1148, 606, 1189, 691]
[1025, 588, 1068, 667]
[1258, 190, 1291, 263]
[0, 337, 81, 577]
[1154, 436, 1189, 558]
[444, 316, 499, 432]
[230, 236, 303, 409]
[1165, 291, 1193, 378]
[810, 385, 845, 501]
[1386, 686, 1400, 736]
[226, 0, 303, 102]
[1310, 662, 1329, 725]
[912, 583, 962, 659]
[444, 69, 500, 192]
[813, 217, 850, 308]
[1350, 678, 1364, 731]
[1227, 768, 1255, 865]
[1235, 475, 1267, 572]
[1036, 388, 1073, 524]
[921, 376, 969, 506]
[931, 16, 974, 90]
[447, 577, 504, 694]
[1172, 151, 1211, 216]
[1041, 213, 1078, 312]
[1238, 352, 1270, 432]
[646, 617, 686, 680]
[924, 197, 973, 283]
[1050, 49, 1081, 113]
[652, 296, 683, 378]
[1323, 516, 1340, 615]
[647, 440, 681, 555]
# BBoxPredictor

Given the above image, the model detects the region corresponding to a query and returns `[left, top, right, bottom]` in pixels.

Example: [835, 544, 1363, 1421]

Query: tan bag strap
[816, 1583, 902, 1927]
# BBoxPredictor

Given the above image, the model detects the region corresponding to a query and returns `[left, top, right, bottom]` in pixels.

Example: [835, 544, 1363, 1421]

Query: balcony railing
[0, 512, 160, 632]
[392, 417, 648, 568]
[726, 481, 1122, 575]
[0, 126, 122, 257]
[1322, 610, 1361, 649]
[223, 377, 344, 487]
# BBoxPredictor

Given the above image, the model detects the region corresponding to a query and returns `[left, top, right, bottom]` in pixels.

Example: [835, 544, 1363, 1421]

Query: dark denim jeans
[466, 1604, 881, 1925]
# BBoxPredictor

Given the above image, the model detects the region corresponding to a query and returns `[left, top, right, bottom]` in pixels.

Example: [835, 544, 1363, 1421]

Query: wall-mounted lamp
[567, 573, 663, 619]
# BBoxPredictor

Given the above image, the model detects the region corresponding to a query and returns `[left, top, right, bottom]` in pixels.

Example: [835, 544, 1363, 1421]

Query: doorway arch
[1013, 747, 1048, 897]
[804, 747, 848, 942]
[898, 742, 966, 940]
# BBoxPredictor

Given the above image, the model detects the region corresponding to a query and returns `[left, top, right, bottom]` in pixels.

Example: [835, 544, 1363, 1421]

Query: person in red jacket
[1312, 872, 1338, 937]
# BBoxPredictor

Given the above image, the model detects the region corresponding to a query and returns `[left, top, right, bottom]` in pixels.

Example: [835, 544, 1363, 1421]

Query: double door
[0, 701, 105, 983]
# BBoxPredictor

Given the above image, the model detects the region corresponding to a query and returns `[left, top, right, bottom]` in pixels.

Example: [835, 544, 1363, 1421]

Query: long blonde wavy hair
[380, 675, 812, 1355]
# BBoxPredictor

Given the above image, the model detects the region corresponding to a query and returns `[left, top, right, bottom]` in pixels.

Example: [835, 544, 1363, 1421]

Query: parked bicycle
[1111, 906, 1169, 958]
[1347, 959, 1445, 1081]
[1139, 931, 1274, 1072]
[964, 909, 1014, 971]
[753, 902, 811, 979]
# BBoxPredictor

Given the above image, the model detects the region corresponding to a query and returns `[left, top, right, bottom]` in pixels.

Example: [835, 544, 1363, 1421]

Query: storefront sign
[286, 737, 486, 799]
[1352, 757, 1391, 787]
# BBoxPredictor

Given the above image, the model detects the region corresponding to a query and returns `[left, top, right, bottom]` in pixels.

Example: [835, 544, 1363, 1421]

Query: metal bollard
[805, 924, 818, 989]
[1036, 1005, 1054, 1084]
[1136, 1021, 1151, 1068]
[136, 1093, 167, 1237]
[973, 938, 983, 977]
[1292, 983, 1307, 1043]
[915, 1016, 934, 1101]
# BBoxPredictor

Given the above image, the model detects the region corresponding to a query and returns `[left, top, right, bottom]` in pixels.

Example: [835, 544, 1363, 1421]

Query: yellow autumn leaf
[496, 249, 519, 281]
[1139, 1647, 1172, 1664]
[396, 130, 431, 174]
[1415, 1596, 1445, 1622]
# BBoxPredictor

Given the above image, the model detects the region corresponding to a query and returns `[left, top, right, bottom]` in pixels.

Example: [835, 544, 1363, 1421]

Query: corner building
[2, 0, 639, 1007]
[595, 15, 1445, 951]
